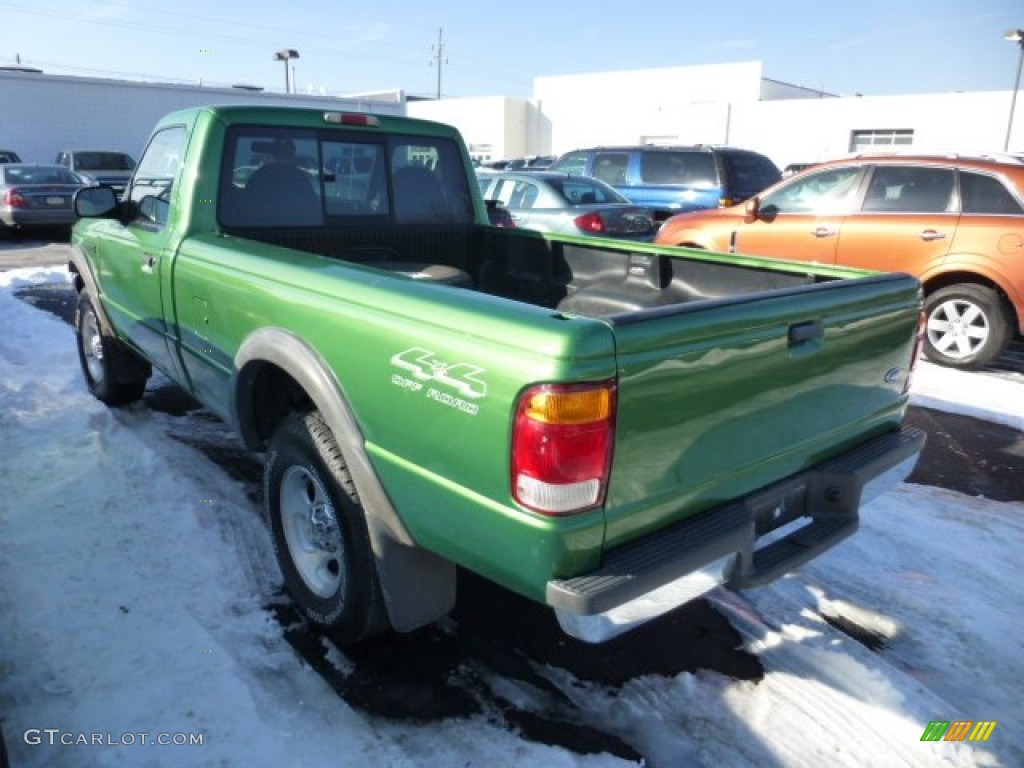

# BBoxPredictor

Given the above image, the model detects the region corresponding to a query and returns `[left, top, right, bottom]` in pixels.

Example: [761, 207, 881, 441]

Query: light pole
[274, 49, 300, 94]
[1004, 29, 1024, 151]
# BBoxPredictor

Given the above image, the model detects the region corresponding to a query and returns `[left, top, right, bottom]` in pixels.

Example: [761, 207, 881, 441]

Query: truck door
[92, 125, 188, 381]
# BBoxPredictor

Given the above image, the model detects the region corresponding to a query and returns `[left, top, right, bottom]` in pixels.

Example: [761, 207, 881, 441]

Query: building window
[849, 129, 913, 153]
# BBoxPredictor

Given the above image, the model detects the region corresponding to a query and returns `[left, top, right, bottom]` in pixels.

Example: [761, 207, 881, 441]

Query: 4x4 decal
[390, 347, 487, 403]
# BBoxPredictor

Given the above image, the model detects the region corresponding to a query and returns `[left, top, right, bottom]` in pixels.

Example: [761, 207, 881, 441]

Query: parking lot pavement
[0, 234, 71, 271]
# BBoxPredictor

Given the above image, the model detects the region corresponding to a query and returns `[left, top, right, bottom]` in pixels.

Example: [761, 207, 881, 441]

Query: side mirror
[74, 186, 118, 218]
[137, 195, 169, 225]
[744, 197, 760, 223]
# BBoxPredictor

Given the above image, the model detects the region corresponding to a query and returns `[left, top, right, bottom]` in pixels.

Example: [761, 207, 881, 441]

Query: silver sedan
[477, 170, 656, 239]
[0, 164, 88, 237]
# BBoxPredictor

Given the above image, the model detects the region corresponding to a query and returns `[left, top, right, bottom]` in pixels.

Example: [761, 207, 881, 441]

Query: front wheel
[75, 291, 151, 404]
[265, 411, 389, 644]
[922, 284, 1012, 370]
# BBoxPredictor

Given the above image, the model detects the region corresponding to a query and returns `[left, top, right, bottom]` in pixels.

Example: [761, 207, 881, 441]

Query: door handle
[812, 226, 836, 238]
[788, 320, 824, 357]
[919, 230, 947, 242]
[141, 252, 156, 271]
[789, 320, 823, 345]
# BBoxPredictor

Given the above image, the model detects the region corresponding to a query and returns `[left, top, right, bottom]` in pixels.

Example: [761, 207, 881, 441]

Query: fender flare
[68, 245, 116, 332]
[233, 327, 455, 632]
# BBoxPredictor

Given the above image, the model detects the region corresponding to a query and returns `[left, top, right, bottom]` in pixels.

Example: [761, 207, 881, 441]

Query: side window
[763, 166, 862, 214]
[129, 125, 188, 226]
[725, 152, 781, 197]
[509, 181, 539, 209]
[640, 151, 716, 186]
[861, 166, 953, 214]
[592, 152, 629, 185]
[959, 172, 1024, 215]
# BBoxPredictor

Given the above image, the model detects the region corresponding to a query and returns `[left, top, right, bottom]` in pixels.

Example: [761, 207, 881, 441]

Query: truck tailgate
[602, 272, 921, 550]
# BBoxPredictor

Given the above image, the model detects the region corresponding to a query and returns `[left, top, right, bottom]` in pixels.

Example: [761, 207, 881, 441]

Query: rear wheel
[75, 291, 151, 404]
[265, 411, 389, 644]
[922, 284, 1012, 370]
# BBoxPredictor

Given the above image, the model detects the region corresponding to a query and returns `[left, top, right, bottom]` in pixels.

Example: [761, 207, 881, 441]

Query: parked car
[0, 163, 87, 237]
[0, 150, 22, 163]
[477, 170, 656, 239]
[505, 155, 557, 171]
[548, 145, 781, 221]
[654, 153, 1024, 369]
[782, 162, 816, 177]
[55, 149, 136, 198]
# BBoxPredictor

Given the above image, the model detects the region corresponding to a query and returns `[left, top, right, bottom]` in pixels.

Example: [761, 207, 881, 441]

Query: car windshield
[2, 165, 82, 185]
[75, 152, 136, 171]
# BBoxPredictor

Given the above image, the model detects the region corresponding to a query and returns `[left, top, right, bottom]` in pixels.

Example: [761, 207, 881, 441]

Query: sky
[2, 1, 1024, 100]
[1, 263, 1022, 767]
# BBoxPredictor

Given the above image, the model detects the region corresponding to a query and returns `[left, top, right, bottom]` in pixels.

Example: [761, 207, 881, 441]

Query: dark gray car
[476, 170, 656, 239]
[0, 164, 87, 236]
[55, 149, 135, 198]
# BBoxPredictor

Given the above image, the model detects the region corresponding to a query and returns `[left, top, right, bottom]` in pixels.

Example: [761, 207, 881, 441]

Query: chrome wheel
[80, 305, 106, 384]
[926, 298, 990, 361]
[279, 465, 344, 598]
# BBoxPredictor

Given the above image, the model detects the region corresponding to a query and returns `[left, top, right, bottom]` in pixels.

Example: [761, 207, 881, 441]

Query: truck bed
[220, 223, 921, 596]
[225, 223, 844, 313]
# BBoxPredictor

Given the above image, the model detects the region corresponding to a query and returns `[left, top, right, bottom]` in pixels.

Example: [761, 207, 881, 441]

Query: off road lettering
[390, 347, 487, 399]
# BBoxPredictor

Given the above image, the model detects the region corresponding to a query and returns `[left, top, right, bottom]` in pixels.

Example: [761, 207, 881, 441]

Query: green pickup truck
[69, 105, 925, 644]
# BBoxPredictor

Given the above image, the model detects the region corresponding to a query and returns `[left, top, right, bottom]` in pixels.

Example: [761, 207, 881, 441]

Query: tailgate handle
[788, 321, 823, 346]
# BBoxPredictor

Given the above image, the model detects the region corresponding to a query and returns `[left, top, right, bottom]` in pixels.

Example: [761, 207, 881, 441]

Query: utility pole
[432, 28, 446, 99]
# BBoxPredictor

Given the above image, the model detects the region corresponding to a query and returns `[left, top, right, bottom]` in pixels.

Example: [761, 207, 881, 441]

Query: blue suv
[548, 145, 781, 222]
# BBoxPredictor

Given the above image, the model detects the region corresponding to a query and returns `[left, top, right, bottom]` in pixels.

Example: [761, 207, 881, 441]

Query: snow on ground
[1, 266, 1021, 768]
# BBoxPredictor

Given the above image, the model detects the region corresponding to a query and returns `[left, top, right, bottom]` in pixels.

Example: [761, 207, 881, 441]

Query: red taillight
[511, 381, 616, 515]
[4, 189, 26, 207]
[574, 211, 605, 234]
[903, 311, 926, 395]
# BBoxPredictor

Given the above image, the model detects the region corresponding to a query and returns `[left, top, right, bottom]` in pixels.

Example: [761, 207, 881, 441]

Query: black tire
[922, 284, 1012, 370]
[265, 410, 390, 644]
[75, 291, 151, 404]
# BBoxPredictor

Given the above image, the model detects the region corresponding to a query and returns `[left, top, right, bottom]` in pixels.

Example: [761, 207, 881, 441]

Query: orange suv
[654, 153, 1024, 369]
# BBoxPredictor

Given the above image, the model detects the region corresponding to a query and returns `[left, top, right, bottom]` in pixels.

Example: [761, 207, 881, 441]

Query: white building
[407, 60, 1022, 170]
[2, 61, 1019, 173]
[0, 69, 402, 165]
